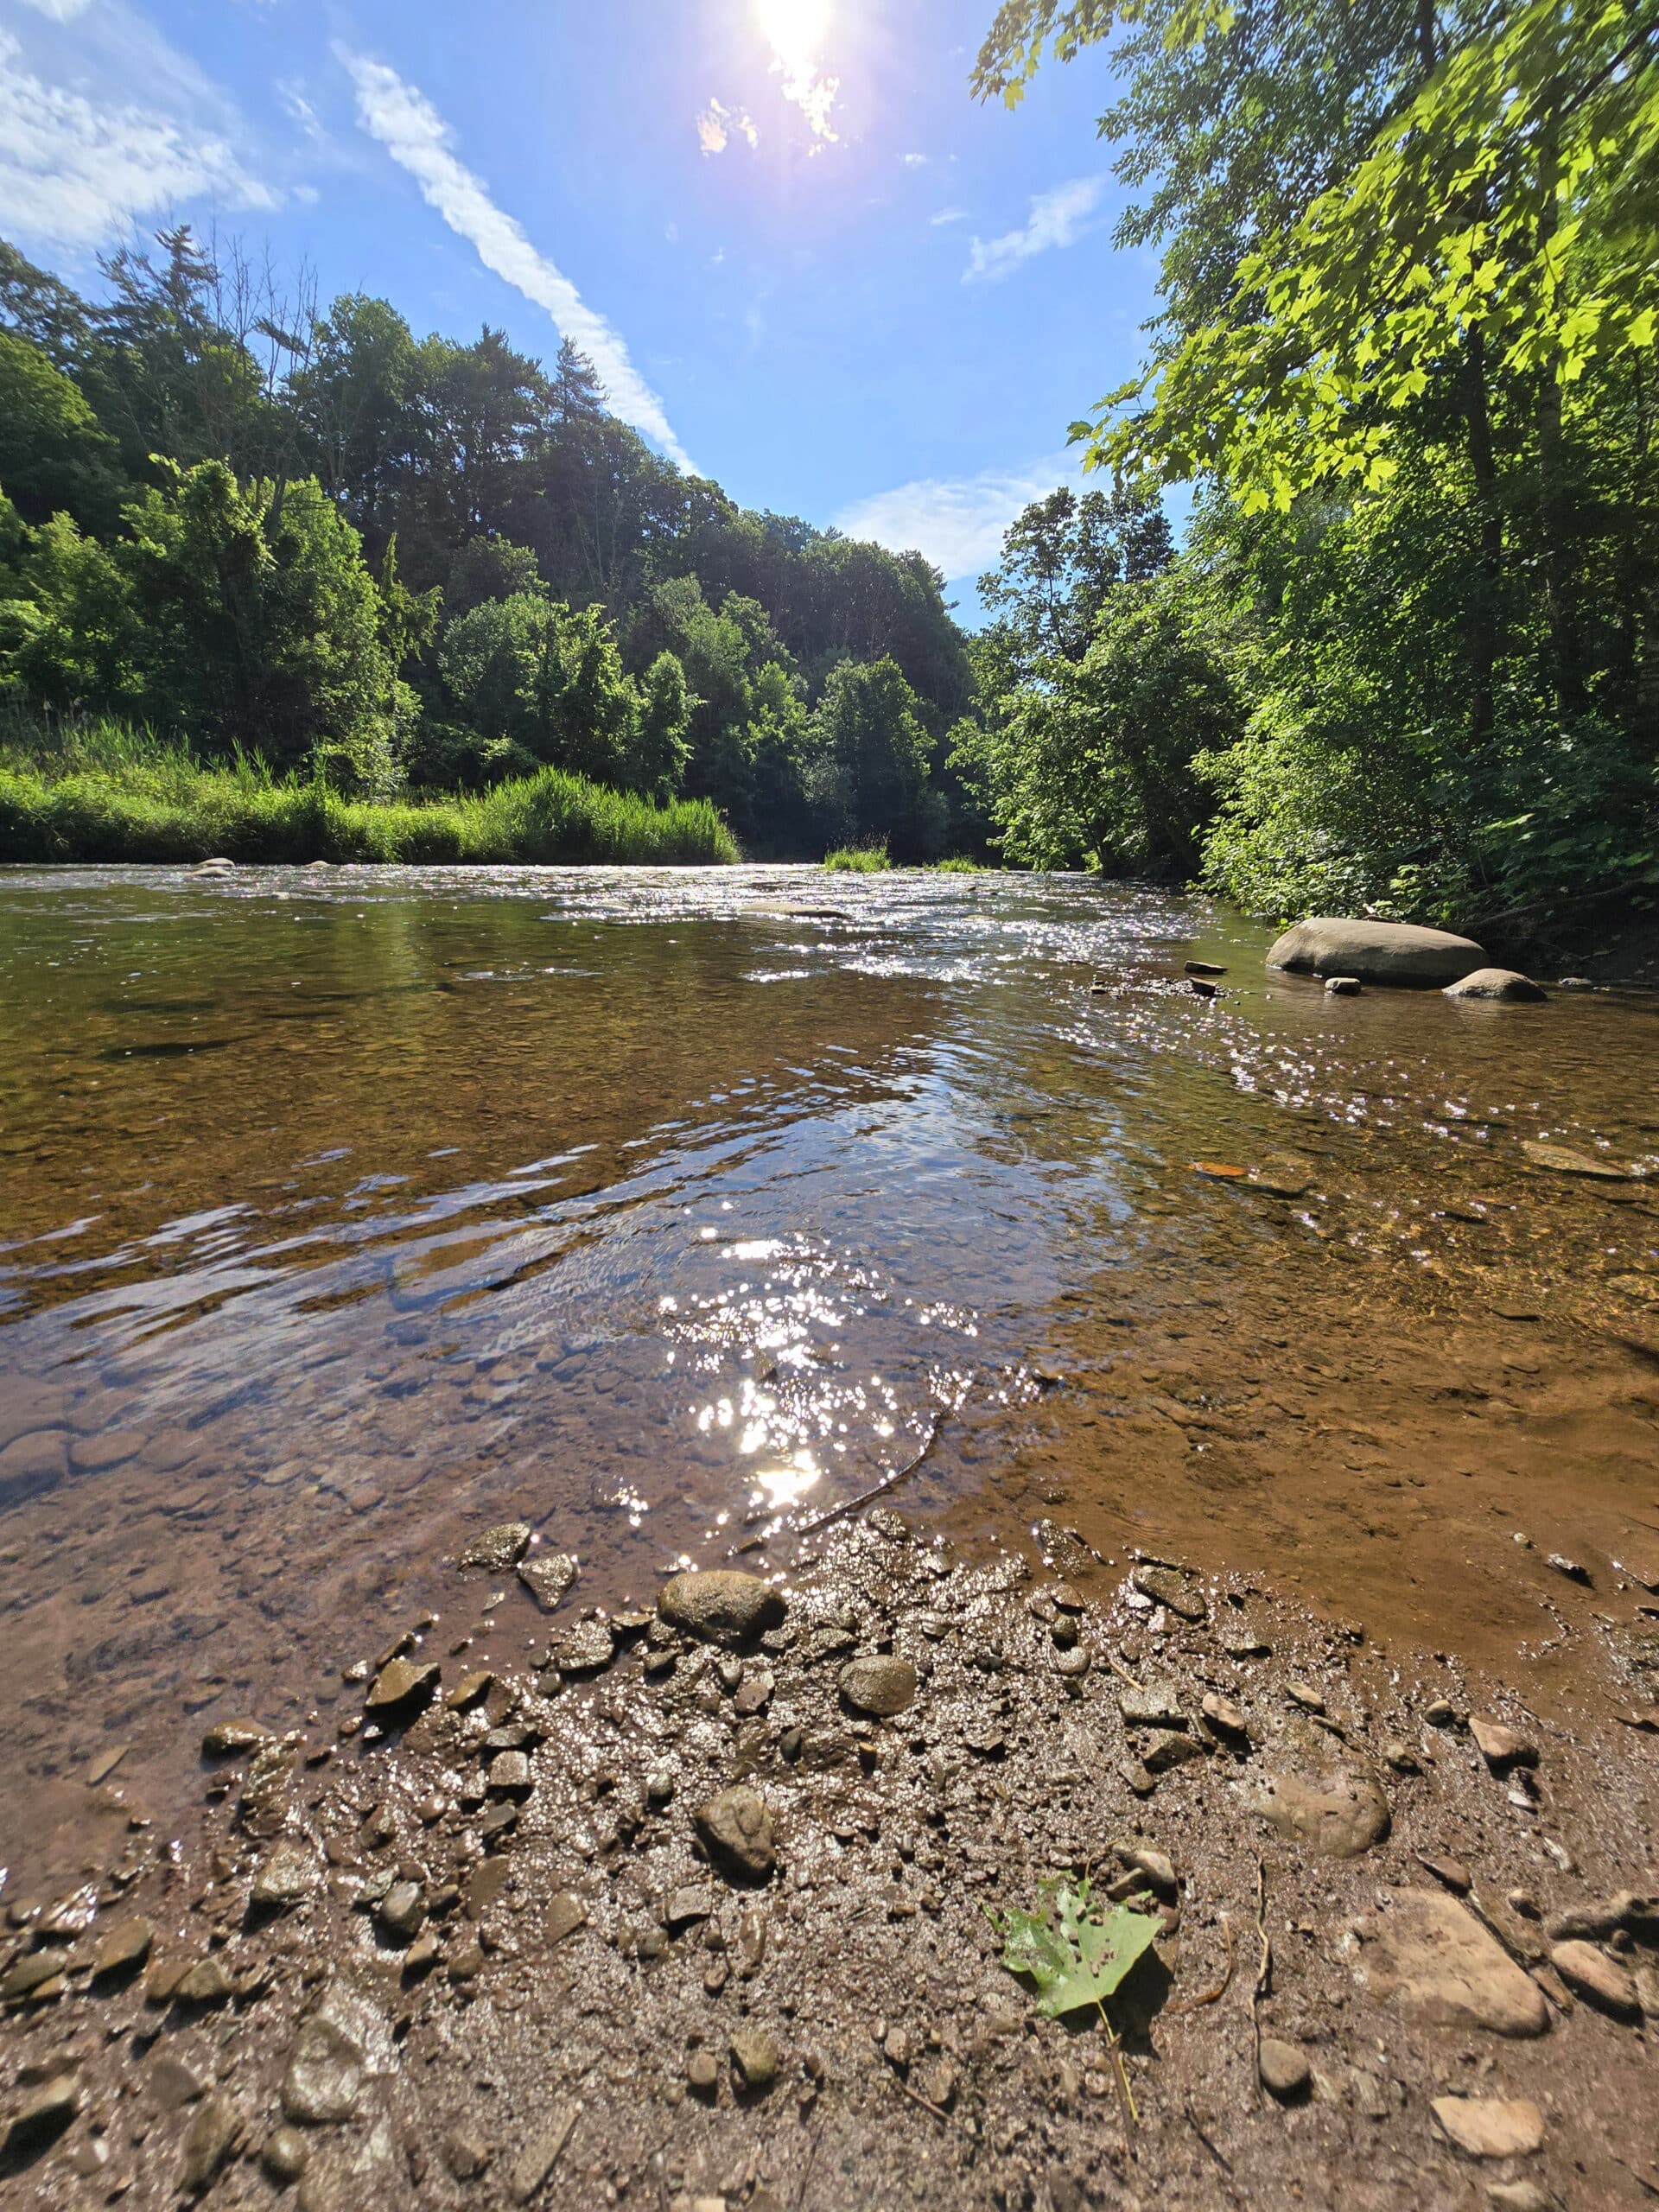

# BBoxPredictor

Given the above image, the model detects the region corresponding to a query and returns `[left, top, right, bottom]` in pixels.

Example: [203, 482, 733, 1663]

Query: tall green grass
[0, 721, 740, 866]
[822, 843, 893, 873]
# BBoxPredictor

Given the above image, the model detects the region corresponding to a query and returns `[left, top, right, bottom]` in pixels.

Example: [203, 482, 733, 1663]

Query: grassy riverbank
[0, 728, 740, 867]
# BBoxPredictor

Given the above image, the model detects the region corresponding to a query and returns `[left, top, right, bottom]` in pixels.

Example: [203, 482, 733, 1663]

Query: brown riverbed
[2, 864, 1657, 2208]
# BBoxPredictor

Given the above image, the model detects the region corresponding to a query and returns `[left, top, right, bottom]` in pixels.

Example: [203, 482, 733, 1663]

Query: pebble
[507, 2108, 579, 2203]
[443, 2127, 492, 2182]
[545, 1892, 587, 1945]
[694, 1786, 775, 1881]
[446, 1671, 494, 1712]
[1142, 1730, 1204, 1774]
[487, 1751, 532, 1796]
[1469, 1715, 1538, 1771]
[1131, 1566, 1207, 1622]
[734, 1668, 775, 1716]
[283, 2019, 364, 2125]
[459, 1522, 531, 1573]
[517, 1553, 578, 1612]
[92, 1916, 155, 1981]
[262, 2126, 309, 2183]
[1429, 2095, 1545, 2158]
[730, 2029, 780, 2092]
[1127, 1847, 1178, 1896]
[365, 1659, 440, 1713]
[1415, 1854, 1471, 1896]
[251, 1841, 321, 1913]
[2, 2075, 81, 2157]
[1258, 2038, 1311, 2101]
[1424, 1699, 1459, 1727]
[1201, 1693, 1248, 1741]
[1285, 1681, 1325, 1713]
[200, 1718, 270, 1757]
[658, 1571, 786, 1647]
[378, 1883, 427, 1942]
[1548, 1939, 1640, 2018]
[1485, 2187, 1553, 2212]
[665, 1886, 716, 1932]
[686, 2050, 718, 2094]
[179, 2093, 243, 2192]
[839, 1656, 918, 1718]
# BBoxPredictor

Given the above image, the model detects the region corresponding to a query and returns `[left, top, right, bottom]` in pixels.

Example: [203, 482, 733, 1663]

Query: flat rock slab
[544, 1623, 613, 1675]
[1268, 917, 1486, 987]
[1548, 1939, 1640, 2018]
[1354, 1889, 1548, 2036]
[1444, 968, 1548, 1003]
[1519, 1141, 1628, 1180]
[1132, 1566, 1207, 1622]
[839, 1656, 918, 1717]
[365, 1658, 439, 1713]
[517, 1553, 577, 1612]
[1431, 2095, 1545, 2158]
[658, 1571, 786, 1647]
[1244, 1718, 1390, 1856]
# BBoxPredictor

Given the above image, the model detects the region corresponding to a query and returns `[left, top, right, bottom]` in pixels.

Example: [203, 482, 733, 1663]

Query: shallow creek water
[3, 863, 1657, 1893]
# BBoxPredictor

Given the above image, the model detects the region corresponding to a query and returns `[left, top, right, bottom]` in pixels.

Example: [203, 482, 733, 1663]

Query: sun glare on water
[754, 0, 840, 142]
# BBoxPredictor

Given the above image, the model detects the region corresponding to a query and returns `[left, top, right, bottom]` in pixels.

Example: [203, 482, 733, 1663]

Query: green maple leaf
[992, 1878, 1159, 2019]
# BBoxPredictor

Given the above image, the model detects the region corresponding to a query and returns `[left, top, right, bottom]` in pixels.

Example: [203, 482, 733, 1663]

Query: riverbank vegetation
[957, 0, 1659, 936]
[0, 719, 737, 866]
[0, 232, 972, 864]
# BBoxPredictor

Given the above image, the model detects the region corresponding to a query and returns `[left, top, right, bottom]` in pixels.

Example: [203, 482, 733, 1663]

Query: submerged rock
[459, 1522, 531, 1573]
[517, 1552, 577, 1612]
[365, 1657, 439, 1713]
[1267, 917, 1486, 988]
[658, 1570, 786, 1647]
[1444, 968, 1548, 1003]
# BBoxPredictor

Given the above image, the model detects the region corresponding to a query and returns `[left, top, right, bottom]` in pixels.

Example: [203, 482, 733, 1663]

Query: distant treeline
[0, 230, 976, 860]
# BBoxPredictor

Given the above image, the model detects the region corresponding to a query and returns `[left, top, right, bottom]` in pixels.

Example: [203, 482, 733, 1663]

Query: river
[3, 863, 1657, 1894]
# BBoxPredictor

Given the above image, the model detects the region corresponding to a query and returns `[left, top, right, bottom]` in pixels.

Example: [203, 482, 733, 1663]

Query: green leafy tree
[806, 657, 938, 855]
[438, 592, 637, 785]
[627, 650, 693, 801]
[0, 331, 122, 527]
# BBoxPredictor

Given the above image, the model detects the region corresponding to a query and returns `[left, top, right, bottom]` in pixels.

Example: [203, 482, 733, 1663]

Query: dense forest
[2, 0, 1655, 920]
[0, 229, 973, 861]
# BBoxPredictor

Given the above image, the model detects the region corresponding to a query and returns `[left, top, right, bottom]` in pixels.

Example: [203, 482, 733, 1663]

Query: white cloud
[757, 0, 839, 143]
[697, 98, 758, 156]
[16, 0, 93, 17]
[340, 48, 695, 474]
[930, 207, 966, 227]
[835, 456, 1080, 581]
[900, 152, 927, 168]
[964, 176, 1105, 284]
[0, 22, 276, 250]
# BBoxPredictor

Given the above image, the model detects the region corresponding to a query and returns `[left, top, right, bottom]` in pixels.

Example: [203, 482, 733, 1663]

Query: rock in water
[1245, 1717, 1391, 1857]
[839, 1656, 918, 1717]
[1267, 917, 1486, 988]
[658, 1570, 786, 1647]
[1430, 2096, 1545, 2158]
[517, 1552, 577, 1612]
[459, 1521, 531, 1572]
[1353, 1890, 1548, 2036]
[1443, 968, 1548, 1003]
[694, 1785, 776, 1880]
[1519, 1141, 1628, 1180]
[365, 1657, 439, 1713]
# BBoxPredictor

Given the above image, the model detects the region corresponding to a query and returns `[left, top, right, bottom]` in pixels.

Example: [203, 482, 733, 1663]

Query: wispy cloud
[900, 152, 927, 168]
[964, 177, 1104, 284]
[836, 456, 1077, 581]
[0, 20, 275, 251]
[340, 48, 694, 474]
[930, 207, 967, 227]
[757, 0, 839, 143]
[696, 98, 758, 156]
[16, 0, 94, 18]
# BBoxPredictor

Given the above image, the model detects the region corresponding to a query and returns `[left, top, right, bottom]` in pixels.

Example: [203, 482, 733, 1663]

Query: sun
[753, 0, 840, 143]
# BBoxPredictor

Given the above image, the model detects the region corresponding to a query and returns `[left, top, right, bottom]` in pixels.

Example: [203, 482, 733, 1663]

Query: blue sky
[0, 0, 1164, 601]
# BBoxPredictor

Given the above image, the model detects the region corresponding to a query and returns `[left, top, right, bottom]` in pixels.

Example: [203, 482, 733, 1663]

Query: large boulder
[1267, 918, 1486, 988]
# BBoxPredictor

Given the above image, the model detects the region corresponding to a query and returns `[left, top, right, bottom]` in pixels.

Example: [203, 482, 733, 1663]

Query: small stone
[262, 2126, 309, 2184]
[1430, 2095, 1545, 2158]
[2, 2075, 81, 2156]
[200, 1718, 270, 1757]
[730, 2029, 779, 2092]
[545, 1892, 587, 1945]
[1425, 1699, 1459, 1727]
[1548, 1939, 1640, 2018]
[1142, 1730, 1204, 1774]
[443, 2127, 492, 2183]
[517, 1552, 577, 1611]
[446, 1670, 494, 1711]
[694, 1786, 775, 1881]
[646, 1768, 676, 1808]
[0, 1948, 67, 2001]
[1485, 2187, 1553, 2212]
[544, 1621, 614, 1674]
[92, 1915, 154, 1981]
[839, 1656, 918, 1718]
[1469, 1715, 1538, 1771]
[1416, 1854, 1472, 1895]
[733, 1669, 775, 1717]
[486, 1751, 532, 1796]
[175, 1957, 234, 2005]
[665, 1885, 716, 1932]
[180, 2093, 243, 2192]
[658, 1570, 786, 1647]
[459, 1522, 531, 1573]
[404, 1931, 441, 1978]
[1128, 1847, 1179, 1897]
[377, 1883, 426, 1942]
[1054, 1645, 1091, 1680]
[1201, 1694, 1249, 1741]
[1223, 1631, 1270, 1658]
[1285, 1681, 1325, 1713]
[1544, 1551, 1592, 1582]
[507, 2108, 578, 2202]
[448, 1942, 486, 1984]
[86, 1743, 130, 1785]
[1258, 2038, 1311, 2101]
[1325, 975, 1362, 995]
[1383, 1739, 1421, 1772]
[283, 2018, 364, 2124]
[251, 1842, 321, 1914]
[919, 2060, 957, 2109]
[1131, 1566, 1206, 1621]
[1247, 1719, 1391, 1858]
[365, 1658, 439, 1713]
[1117, 1684, 1186, 1729]
[146, 2053, 206, 2110]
